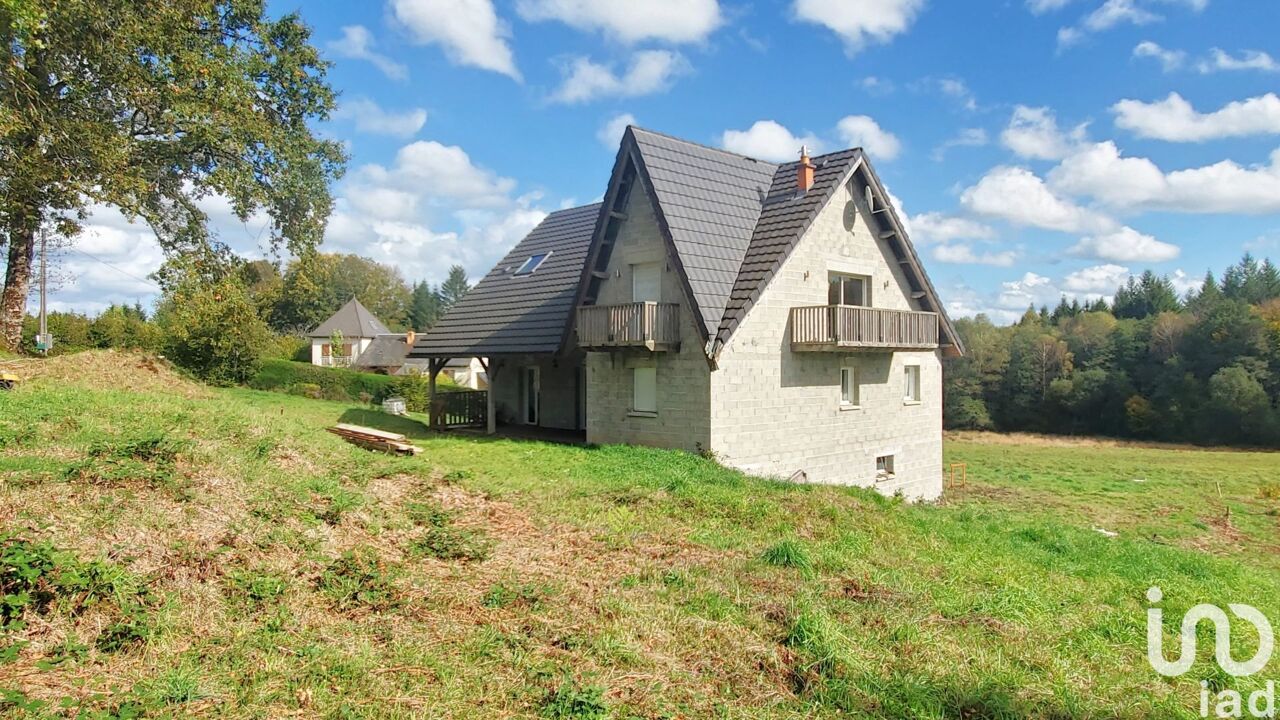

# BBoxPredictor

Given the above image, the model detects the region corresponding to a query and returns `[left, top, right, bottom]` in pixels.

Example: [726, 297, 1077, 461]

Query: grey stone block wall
[583, 175, 712, 452]
[491, 351, 584, 431]
[708, 180, 944, 500]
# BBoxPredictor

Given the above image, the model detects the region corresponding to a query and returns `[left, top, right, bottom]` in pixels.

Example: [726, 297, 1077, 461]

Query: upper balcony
[790, 305, 939, 352]
[577, 301, 680, 352]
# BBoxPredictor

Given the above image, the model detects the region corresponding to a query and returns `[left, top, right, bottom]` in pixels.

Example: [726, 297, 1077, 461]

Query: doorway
[522, 366, 540, 425]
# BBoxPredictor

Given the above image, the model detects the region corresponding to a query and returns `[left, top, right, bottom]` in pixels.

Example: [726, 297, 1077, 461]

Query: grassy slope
[1, 352, 1278, 718]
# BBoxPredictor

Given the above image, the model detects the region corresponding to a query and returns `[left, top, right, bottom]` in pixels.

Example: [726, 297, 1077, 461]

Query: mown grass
[0, 352, 1277, 718]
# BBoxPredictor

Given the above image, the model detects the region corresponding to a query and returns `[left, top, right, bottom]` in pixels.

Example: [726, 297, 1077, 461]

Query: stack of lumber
[327, 423, 421, 456]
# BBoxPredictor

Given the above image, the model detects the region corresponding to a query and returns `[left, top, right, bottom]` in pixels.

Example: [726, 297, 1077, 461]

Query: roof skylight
[514, 252, 550, 276]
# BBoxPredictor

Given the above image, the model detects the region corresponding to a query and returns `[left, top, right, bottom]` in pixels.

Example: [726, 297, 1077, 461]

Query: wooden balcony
[791, 305, 939, 352]
[577, 302, 680, 351]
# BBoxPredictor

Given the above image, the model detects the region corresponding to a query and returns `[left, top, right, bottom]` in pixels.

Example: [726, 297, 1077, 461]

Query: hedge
[247, 359, 457, 409]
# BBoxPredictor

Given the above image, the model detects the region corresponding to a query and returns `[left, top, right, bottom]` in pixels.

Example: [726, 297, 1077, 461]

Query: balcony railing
[577, 302, 680, 351]
[318, 356, 352, 367]
[791, 305, 939, 351]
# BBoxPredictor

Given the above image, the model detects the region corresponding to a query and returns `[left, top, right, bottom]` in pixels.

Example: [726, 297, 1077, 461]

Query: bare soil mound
[0, 349, 209, 398]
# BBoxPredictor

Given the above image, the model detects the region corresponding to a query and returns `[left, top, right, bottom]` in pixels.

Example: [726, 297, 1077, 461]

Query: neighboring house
[410, 127, 962, 500]
[307, 298, 392, 367]
[351, 332, 432, 375]
[442, 357, 488, 389]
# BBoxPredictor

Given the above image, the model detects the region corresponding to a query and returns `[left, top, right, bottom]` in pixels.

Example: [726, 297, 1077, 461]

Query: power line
[67, 246, 162, 290]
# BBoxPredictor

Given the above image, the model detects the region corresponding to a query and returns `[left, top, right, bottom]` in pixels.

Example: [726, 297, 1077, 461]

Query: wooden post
[428, 358, 445, 430]
[484, 360, 498, 435]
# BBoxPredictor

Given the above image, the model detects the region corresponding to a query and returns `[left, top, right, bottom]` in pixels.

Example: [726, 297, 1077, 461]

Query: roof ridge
[629, 125, 781, 167]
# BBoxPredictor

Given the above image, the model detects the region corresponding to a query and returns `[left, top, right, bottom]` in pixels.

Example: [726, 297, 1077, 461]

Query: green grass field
[1, 351, 1277, 718]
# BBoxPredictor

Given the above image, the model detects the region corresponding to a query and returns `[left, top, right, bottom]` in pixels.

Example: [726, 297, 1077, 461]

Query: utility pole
[36, 227, 50, 354]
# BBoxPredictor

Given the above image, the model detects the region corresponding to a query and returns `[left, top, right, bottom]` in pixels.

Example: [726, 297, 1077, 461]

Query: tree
[155, 270, 271, 385]
[1113, 271, 1180, 320]
[0, 0, 346, 348]
[440, 265, 471, 311]
[408, 281, 443, 330]
[270, 253, 411, 333]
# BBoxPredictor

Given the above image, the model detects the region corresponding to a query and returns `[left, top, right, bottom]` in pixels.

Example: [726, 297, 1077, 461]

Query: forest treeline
[944, 254, 1280, 447]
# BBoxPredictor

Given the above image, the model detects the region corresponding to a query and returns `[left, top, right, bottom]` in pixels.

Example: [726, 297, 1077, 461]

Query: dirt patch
[3, 350, 209, 399]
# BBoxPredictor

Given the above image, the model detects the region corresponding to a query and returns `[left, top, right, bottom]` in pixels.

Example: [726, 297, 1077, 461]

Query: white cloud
[1197, 48, 1279, 74]
[960, 166, 1114, 233]
[792, 0, 926, 54]
[597, 113, 636, 148]
[1062, 263, 1131, 293]
[516, 0, 721, 43]
[354, 141, 517, 209]
[908, 212, 996, 244]
[1048, 141, 1280, 214]
[1027, 0, 1075, 13]
[332, 97, 427, 138]
[1170, 268, 1201, 295]
[937, 78, 978, 111]
[550, 51, 688, 104]
[835, 115, 902, 160]
[1112, 92, 1280, 141]
[1133, 40, 1185, 71]
[390, 0, 520, 80]
[328, 26, 409, 81]
[1069, 226, 1180, 262]
[1058, 0, 1207, 49]
[1001, 105, 1088, 160]
[859, 76, 895, 95]
[720, 120, 822, 163]
[997, 271, 1062, 311]
[932, 128, 988, 161]
[932, 244, 1018, 267]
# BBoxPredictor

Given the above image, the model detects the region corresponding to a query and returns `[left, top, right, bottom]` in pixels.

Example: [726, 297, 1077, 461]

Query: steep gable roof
[715, 148, 863, 347]
[408, 202, 600, 358]
[628, 128, 779, 339]
[308, 298, 391, 339]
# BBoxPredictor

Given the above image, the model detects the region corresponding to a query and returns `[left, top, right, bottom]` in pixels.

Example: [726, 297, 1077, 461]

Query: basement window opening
[876, 455, 895, 481]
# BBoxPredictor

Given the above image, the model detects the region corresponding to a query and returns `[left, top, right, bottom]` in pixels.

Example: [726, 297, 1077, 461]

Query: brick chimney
[798, 145, 815, 192]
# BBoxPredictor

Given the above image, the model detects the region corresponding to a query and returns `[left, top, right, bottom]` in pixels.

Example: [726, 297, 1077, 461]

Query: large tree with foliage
[270, 253, 411, 333]
[0, 0, 345, 348]
[439, 265, 470, 310]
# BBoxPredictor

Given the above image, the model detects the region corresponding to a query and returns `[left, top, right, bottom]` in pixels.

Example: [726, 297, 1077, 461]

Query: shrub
[155, 275, 272, 385]
[248, 359, 396, 404]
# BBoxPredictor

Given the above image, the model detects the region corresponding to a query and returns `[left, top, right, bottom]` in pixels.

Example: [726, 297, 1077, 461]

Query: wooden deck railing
[577, 302, 680, 351]
[431, 389, 487, 428]
[791, 305, 939, 351]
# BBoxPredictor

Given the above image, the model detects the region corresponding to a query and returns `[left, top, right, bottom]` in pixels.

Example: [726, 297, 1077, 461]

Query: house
[351, 332, 430, 375]
[410, 127, 962, 500]
[307, 298, 391, 367]
[442, 357, 488, 389]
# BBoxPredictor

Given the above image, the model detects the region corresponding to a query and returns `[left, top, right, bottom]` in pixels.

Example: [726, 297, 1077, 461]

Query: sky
[44, 0, 1280, 324]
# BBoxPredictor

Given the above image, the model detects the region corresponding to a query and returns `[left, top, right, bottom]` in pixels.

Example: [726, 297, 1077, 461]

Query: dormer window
[514, 252, 551, 276]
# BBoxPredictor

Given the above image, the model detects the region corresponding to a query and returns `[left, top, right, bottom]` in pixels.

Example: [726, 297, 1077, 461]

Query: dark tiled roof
[630, 128, 779, 337]
[352, 334, 410, 369]
[408, 203, 601, 358]
[715, 149, 863, 345]
[308, 298, 391, 338]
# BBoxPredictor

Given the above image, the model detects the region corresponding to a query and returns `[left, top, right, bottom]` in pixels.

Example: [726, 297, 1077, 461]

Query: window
[876, 455, 895, 480]
[632, 262, 660, 303]
[840, 367, 859, 407]
[903, 365, 921, 403]
[632, 367, 657, 414]
[514, 252, 551, 276]
[828, 272, 870, 306]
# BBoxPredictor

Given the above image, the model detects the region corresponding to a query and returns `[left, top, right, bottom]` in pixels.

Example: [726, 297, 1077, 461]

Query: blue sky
[56, 0, 1280, 323]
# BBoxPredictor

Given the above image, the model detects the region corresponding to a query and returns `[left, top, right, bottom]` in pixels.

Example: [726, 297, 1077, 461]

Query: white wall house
[307, 298, 391, 367]
[410, 127, 962, 501]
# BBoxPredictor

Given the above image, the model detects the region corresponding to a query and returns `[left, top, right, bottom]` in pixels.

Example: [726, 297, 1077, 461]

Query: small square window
[840, 367, 859, 407]
[514, 252, 551, 276]
[876, 455, 895, 480]
[903, 365, 921, 403]
[633, 367, 657, 414]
